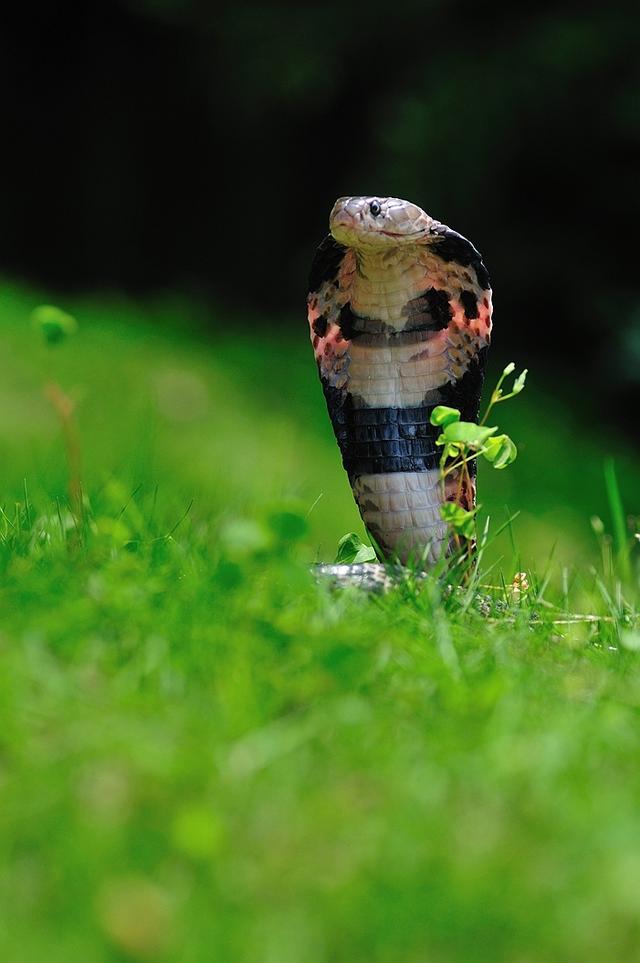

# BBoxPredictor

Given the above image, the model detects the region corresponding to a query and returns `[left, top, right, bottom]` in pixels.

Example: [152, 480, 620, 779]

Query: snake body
[307, 195, 493, 569]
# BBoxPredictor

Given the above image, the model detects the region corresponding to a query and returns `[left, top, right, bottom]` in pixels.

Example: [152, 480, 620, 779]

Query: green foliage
[488, 361, 528, 408]
[431, 363, 527, 543]
[429, 405, 460, 428]
[434, 418, 498, 462]
[0, 283, 640, 963]
[439, 501, 478, 540]
[334, 531, 377, 564]
[483, 432, 518, 469]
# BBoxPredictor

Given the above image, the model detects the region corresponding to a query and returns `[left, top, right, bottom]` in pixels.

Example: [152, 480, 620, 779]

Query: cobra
[307, 195, 493, 569]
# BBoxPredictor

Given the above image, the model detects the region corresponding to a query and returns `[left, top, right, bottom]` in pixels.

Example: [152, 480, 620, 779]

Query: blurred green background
[1, 0, 638, 559]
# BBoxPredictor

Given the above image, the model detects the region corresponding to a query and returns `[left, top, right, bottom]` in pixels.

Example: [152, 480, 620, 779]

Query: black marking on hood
[338, 302, 356, 339]
[459, 290, 479, 321]
[403, 288, 453, 331]
[438, 347, 488, 426]
[308, 235, 347, 292]
[430, 225, 491, 290]
[312, 313, 328, 337]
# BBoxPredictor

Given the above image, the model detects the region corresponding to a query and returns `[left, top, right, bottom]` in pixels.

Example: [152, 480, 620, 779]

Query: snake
[307, 195, 493, 583]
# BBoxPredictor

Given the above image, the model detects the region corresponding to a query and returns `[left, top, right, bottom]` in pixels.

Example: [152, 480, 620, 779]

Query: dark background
[1, 1, 639, 422]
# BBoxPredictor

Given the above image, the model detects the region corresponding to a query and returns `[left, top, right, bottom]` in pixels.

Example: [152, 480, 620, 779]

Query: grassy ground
[1, 280, 640, 962]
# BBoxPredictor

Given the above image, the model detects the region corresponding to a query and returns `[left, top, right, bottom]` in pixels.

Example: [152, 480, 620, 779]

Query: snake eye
[369, 200, 381, 217]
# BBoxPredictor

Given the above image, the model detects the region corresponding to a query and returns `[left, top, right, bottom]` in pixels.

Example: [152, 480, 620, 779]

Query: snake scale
[307, 196, 493, 582]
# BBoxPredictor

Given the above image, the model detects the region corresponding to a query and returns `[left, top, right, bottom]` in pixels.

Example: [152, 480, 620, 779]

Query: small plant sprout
[480, 362, 527, 426]
[430, 362, 527, 549]
[32, 304, 78, 346]
[31, 304, 83, 526]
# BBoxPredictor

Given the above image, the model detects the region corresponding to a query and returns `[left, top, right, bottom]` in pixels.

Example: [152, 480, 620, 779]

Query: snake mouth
[380, 229, 427, 238]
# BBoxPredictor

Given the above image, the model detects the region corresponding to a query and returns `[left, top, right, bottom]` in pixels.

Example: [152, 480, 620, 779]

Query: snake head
[330, 196, 434, 249]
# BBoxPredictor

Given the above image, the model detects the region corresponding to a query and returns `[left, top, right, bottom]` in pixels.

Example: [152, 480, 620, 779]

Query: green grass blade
[604, 457, 631, 583]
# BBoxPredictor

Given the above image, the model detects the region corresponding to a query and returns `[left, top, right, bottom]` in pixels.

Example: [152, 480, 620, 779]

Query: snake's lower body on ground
[307, 196, 493, 580]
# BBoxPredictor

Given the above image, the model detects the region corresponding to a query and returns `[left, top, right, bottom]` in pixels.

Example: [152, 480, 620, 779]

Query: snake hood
[307, 195, 493, 567]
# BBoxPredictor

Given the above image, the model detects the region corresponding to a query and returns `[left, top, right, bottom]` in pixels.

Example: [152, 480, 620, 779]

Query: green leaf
[31, 304, 78, 345]
[438, 421, 497, 448]
[440, 502, 477, 539]
[444, 443, 462, 460]
[430, 405, 460, 428]
[483, 434, 518, 469]
[512, 369, 528, 394]
[335, 532, 377, 565]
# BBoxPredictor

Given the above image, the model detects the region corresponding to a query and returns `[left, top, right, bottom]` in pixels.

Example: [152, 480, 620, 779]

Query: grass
[1, 279, 640, 962]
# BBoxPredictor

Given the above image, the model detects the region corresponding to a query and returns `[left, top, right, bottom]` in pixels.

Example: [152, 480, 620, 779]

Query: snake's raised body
[307, 196, 493, 568]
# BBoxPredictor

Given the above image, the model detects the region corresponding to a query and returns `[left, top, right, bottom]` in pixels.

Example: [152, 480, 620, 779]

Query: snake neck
[351, 246, 431, 330]
[334, 247, 451, 563]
